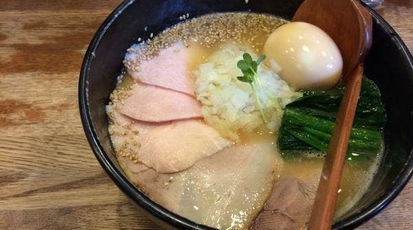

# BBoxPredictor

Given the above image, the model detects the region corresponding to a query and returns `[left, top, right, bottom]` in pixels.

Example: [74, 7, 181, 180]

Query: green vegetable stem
[237, 53, 268, 122]
[278, 77, 386, 163]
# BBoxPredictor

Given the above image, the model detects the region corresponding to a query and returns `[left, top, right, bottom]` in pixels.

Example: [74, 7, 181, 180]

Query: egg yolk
[263, 22, 343, 90]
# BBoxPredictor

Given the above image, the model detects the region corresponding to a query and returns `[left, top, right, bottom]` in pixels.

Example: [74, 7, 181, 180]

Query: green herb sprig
[237, 53, 268, 122]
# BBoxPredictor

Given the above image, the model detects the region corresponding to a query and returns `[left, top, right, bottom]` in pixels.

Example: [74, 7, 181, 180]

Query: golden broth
[112, 12, 383, 228]
[280, 154, 381, 218]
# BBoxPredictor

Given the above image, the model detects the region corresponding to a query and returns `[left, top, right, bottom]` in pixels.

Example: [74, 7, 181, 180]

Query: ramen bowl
[79, 0, 413, 229]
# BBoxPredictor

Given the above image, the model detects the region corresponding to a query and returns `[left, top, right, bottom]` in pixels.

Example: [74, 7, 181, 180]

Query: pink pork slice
[119, 82, 202, 122]
[251, 178, 317, 230]
[118, 141, 283, 229]
[106, 105, 231, 173]
[128, 42, 195, 96]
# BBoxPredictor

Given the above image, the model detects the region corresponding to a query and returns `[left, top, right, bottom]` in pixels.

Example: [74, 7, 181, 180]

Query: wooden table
[0, 0, 412, 229]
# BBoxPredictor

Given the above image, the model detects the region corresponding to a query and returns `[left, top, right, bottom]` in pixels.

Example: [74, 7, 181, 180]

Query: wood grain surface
[0, 0, 412, 229]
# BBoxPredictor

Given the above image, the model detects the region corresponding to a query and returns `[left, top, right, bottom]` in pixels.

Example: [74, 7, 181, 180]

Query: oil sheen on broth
[108, 12, 382, 230]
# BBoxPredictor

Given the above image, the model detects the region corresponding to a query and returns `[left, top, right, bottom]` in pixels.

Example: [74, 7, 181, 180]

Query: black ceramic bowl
[79, 0, 413, 229]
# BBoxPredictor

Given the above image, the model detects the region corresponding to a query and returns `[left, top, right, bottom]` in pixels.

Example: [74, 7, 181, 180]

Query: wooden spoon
[292, 0, 373, 229]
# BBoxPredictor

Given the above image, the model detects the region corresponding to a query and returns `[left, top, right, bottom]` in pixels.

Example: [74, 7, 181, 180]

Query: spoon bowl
[293, 0, 372, 80]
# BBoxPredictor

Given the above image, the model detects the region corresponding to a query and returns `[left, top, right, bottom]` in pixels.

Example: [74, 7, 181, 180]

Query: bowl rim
[79, 0, 413, 229]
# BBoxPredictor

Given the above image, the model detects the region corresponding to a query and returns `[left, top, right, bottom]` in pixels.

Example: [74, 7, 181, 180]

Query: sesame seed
[123, 12, 286, 72]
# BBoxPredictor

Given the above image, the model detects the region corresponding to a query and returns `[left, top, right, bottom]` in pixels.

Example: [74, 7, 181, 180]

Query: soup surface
[106, 12, 382, 230]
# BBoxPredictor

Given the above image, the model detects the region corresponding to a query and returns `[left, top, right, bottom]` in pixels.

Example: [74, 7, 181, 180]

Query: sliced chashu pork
[251, 178, 317, 230]
[251, 160, 321, 230]
[118, 82, 202, 122]
[126, 42, 195, 96]
[107, 105, 231, 173]
[117, 157, 186, 213]
[119, 140, 284, 230]
[179, 142, 283, 230]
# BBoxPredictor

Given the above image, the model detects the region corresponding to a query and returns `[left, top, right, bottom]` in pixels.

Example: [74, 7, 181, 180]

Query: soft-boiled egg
[264, 22, 343, 90]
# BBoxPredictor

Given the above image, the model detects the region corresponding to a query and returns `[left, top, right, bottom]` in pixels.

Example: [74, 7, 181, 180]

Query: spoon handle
[307, 64, 364, 230]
